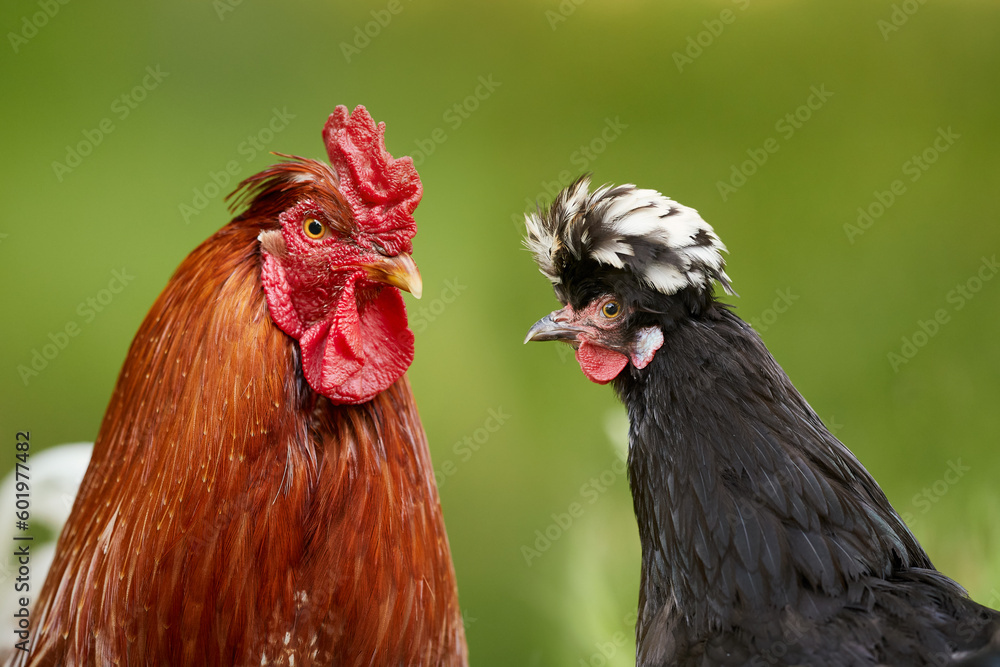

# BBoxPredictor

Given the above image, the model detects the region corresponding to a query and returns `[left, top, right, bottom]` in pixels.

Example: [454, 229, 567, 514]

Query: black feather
[525, 178, 1000, 666]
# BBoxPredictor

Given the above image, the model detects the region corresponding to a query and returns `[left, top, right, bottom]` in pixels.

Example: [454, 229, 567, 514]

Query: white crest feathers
[524, 175, 733, 297]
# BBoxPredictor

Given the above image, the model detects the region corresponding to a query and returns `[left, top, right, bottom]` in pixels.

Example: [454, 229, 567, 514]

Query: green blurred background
[3, 0, 999, 664]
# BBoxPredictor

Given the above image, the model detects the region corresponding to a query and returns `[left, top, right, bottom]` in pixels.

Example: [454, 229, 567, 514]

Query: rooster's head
[232, 105, 422, 404]
[523, 175, 733, 384]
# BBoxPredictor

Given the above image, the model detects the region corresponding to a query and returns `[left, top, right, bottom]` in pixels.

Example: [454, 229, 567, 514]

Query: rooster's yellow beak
[362, 253, 423, 299]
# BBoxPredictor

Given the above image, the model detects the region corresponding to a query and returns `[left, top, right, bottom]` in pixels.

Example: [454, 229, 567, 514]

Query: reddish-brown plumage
[14, 109, 467, 666]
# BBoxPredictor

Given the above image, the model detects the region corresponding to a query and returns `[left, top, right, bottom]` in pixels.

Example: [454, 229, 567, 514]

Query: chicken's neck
[613, 306, 927, 636]
[29, 221, 466, 665]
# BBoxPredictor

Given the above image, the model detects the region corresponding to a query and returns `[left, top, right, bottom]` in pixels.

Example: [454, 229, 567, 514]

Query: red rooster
[13, 106, 468, 666]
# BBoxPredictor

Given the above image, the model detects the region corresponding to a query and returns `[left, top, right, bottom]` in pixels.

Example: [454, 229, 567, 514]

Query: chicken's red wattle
[576, 341, 629, 384]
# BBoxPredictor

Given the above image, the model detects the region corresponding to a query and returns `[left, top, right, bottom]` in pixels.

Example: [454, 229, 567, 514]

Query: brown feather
[15, 180, 466, 665]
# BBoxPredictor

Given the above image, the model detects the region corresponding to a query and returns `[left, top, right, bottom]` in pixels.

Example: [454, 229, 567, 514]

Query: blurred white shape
[0, 442, 92, 653]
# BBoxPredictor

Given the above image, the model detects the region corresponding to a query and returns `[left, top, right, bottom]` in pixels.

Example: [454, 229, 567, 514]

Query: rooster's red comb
[323, 105, 421, 243]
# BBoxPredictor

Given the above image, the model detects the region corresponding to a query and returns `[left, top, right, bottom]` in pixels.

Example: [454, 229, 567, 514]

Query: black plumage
[524, 176, 1000, 666]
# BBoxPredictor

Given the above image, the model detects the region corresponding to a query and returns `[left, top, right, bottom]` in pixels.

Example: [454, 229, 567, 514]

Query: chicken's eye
[304, 218, 326, 240]
[602, 300, 622, 319]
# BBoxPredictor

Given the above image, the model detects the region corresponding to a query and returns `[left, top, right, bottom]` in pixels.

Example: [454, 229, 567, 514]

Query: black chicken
[523, 176, 1000, 666]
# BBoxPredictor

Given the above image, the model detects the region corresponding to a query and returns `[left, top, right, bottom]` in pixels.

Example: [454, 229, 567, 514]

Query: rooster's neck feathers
[21, 106, 466, 666]
[23, 220, 466, 665]
[524, 175, 733, 304]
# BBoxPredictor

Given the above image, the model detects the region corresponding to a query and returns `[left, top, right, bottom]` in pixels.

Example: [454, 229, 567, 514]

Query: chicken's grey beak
[524, 310, 582, 344]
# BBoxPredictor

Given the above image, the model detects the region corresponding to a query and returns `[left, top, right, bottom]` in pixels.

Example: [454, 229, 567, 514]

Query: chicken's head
[234, 105, 422, 404]
[523, 175, 734, 384]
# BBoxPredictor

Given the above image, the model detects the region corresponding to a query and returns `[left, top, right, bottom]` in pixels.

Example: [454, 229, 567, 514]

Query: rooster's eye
[304, 218, 326, 240]
[602, 300, 622, 319]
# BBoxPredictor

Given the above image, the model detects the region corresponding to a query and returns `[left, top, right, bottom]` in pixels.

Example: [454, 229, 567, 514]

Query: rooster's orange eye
[304, 218, 326, 240]
[602, 300, 622, 319]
